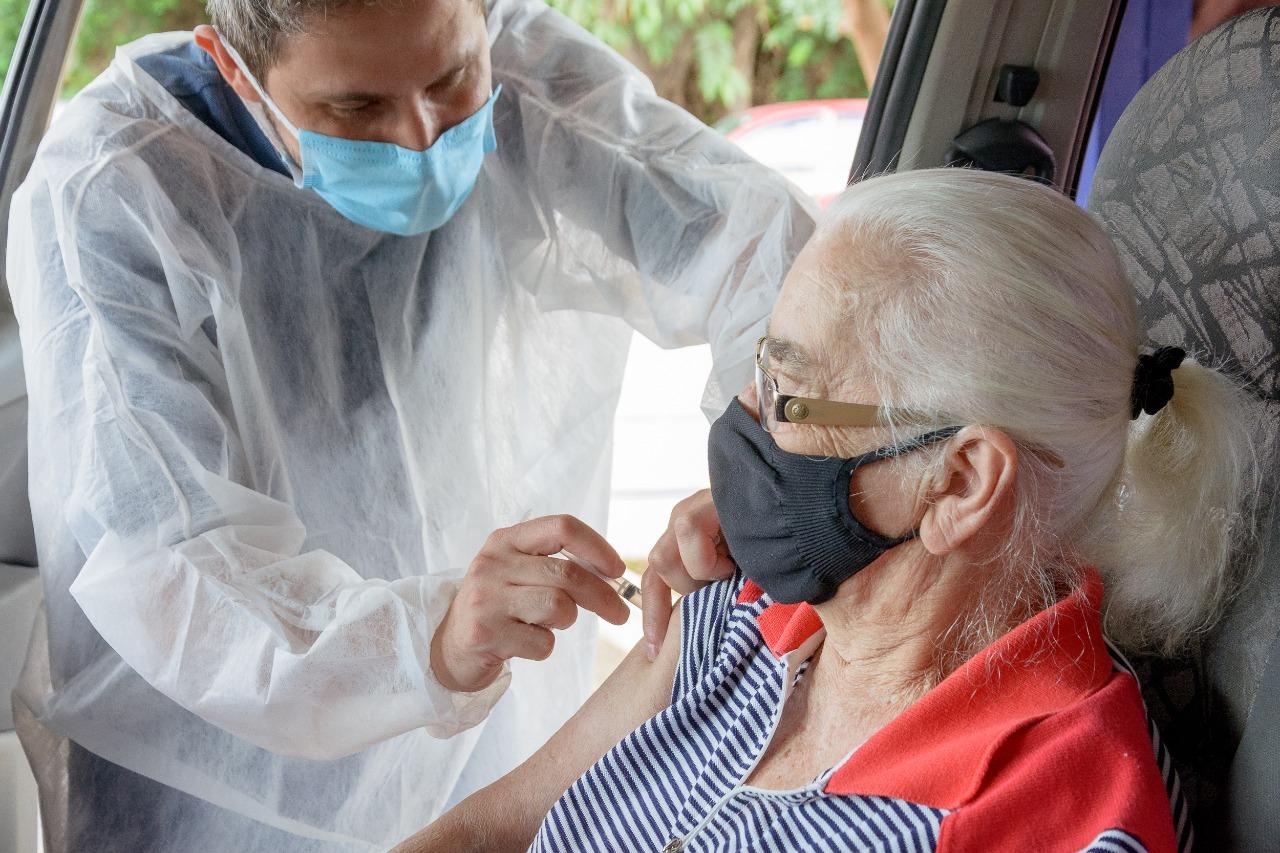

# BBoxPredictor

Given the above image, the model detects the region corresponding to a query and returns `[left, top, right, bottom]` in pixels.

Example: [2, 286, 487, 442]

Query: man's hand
[641, 489, 734, 661]
[431, 515, 630, 693]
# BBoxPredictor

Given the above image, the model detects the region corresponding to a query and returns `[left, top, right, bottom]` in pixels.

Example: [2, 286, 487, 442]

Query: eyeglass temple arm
[777, 395, 938, 428]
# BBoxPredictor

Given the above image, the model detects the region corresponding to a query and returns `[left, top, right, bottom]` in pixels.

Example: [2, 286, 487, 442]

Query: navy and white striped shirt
[531, 570, 1188, 853]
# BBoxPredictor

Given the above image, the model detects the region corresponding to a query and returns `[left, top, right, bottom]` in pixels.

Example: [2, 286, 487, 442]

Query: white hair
[818, 168, 1259, 656]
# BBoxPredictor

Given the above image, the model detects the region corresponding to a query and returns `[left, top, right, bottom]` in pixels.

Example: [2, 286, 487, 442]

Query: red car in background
[717, 99, 867, 208]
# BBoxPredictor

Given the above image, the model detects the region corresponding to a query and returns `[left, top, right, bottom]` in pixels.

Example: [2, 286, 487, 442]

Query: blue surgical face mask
[708, 398, 959, 604]
[219, 35, 499, 236]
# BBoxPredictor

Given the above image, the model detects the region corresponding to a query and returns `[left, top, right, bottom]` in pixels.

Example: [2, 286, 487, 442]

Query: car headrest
[1091, 8, 1279, 406]
[1088, 8, 1280, 846]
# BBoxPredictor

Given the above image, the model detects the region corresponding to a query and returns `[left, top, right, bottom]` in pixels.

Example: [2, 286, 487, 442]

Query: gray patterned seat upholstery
[1089, 8, 1280, 849]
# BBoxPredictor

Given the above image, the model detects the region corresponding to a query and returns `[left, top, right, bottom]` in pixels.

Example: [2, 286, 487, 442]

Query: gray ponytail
[1085, 357, 1260, 655]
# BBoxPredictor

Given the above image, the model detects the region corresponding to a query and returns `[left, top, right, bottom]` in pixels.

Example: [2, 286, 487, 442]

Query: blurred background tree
[0, 0, 34, 81]
[550, 0, 890, 122]
[0, 0, 892, 123]
[0, 0, 204, 88]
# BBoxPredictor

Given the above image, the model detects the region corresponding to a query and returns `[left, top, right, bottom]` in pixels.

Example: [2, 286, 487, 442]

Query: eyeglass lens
[755, 341, 778, 432]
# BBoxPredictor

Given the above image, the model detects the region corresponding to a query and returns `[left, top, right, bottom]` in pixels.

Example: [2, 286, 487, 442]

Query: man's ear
[917, 426, 1018, 556]
[193, 25, 260, 104]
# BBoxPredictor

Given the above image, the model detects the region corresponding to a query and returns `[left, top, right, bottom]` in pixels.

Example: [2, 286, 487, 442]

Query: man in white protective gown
[3, 0, 817, 849]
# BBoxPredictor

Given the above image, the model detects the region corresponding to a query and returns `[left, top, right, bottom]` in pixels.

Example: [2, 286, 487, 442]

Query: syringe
[555, 550, 642, 609]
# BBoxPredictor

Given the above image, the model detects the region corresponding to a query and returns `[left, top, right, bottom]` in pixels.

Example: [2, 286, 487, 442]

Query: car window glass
[0, 0, 34, 85]
[548, 0, 889, 209]
[731, 113, 863, 201]
[56, 1, 205, 103]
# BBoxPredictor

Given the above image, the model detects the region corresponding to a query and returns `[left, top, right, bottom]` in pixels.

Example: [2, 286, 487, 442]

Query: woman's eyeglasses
[754, 336, 1065, 468]
[754, 336, 941, 433]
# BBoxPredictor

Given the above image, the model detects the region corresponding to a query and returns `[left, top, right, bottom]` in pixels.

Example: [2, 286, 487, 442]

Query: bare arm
[391, 605, 684, 852]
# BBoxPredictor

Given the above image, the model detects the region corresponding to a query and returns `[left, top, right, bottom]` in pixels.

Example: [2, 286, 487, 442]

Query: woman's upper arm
[508, 603, 683, 815]
[393, 604, 684, 852]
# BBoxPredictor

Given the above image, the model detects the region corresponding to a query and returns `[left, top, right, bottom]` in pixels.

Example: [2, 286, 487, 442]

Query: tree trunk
[634, 37, 697, 107]
[728, 6, 761, 113]
[839, 0, 891, 89]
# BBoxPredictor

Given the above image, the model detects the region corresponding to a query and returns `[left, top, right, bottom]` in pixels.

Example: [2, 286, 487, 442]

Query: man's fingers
[490, 622, 557, 663]
[503, 515, 625, 578]
[673, 516, 734, 582]
[514, 556, 630, 626]
[683, 489, 721, 529]
[646, 526, 680, 579]
[641, 568, 674, 661]
[507, 586, 579, 631]
[646, 528, 704, 596]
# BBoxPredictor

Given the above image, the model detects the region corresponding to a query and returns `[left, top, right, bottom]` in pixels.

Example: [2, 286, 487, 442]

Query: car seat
[1088, 7, 1280, 849]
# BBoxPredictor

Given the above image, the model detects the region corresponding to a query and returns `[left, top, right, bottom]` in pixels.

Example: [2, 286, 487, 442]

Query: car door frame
[851, 0, 1129, 200]
[0, 0, 84, 311]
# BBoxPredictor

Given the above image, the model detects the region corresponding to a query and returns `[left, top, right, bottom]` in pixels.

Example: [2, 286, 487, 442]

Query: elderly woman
[393, 169, 1256, 853]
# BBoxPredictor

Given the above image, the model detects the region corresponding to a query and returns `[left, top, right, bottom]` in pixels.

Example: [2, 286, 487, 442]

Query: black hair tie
[1130, 346, 1185, 419]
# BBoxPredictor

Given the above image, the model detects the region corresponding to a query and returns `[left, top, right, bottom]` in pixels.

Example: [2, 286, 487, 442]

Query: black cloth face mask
[708, 398, 960, 604]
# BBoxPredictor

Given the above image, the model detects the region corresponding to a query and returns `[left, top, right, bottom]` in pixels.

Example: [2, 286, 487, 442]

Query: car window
[731, 113, 863, 200]
[57, 1, 205, 100]
[0, 0, 33, 83]
[546, 0, 888, 216]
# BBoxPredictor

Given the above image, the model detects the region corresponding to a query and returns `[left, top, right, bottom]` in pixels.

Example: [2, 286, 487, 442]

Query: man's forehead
[272, 0, 484, 88]
[299, 43, 483, 101]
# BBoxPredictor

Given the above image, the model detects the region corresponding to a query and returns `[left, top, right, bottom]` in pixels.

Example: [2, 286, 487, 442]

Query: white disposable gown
[6, 0, 816, 850]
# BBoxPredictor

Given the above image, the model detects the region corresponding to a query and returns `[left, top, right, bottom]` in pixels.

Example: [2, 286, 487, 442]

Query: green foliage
[63, 0, 207, 93]
[1, 0, 887, 121]
[0, 0, 205, 96]
[0, 0, 30, 81]
[547, 0, 883, 122]
[763, 0, 868, 107]
[692, 20, 743, 105]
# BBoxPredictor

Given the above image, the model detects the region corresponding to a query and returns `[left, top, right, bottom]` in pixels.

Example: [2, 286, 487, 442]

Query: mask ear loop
[835, 425, 963, 547]
[212, 29, 301, 142]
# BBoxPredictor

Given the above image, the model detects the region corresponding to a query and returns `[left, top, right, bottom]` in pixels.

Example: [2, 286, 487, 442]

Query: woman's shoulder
[670, 572, 765, 699]
[933, 662, 1180, 852]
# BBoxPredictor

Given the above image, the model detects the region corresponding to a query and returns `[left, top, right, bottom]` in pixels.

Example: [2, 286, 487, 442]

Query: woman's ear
[193, 25, 261, 104]
[917, 426, 1018, 556]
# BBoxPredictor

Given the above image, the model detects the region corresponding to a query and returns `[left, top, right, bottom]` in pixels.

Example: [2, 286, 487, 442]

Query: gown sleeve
[487, 0, 819, 416]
